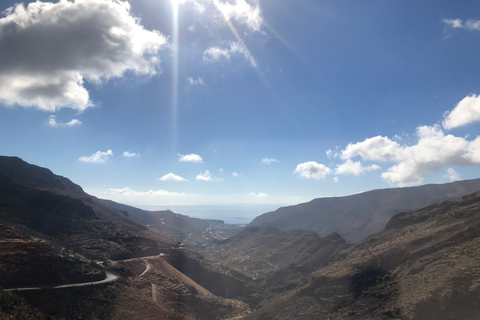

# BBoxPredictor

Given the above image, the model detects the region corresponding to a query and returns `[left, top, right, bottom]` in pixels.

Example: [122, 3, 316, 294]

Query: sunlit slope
[248, 179, 480, 242]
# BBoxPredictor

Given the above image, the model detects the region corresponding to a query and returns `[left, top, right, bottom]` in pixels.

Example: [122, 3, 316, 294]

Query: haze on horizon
[1, 0, 480, 214]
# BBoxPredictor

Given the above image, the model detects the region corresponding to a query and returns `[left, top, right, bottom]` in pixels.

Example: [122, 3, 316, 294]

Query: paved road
[4, 271, 118, 292]
[118, 253, 165, 263]
[4, 253, 166, 292]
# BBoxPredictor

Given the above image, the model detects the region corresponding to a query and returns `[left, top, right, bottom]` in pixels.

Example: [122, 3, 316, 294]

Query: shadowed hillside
[248, 179, 480, 242]
[242, 192, 480, 319]
[0, 156, 251, 319]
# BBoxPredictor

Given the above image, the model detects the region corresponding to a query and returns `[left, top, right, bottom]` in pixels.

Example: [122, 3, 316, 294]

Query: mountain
[3, 155, 480, 319]
[203, 227, 348, 280]
[0, 156, 175, 260]
[248, 179, 480, 242]
[0, 156, 250, 319]
[102, 199, 242, 246]
[241, 192, 480, 319]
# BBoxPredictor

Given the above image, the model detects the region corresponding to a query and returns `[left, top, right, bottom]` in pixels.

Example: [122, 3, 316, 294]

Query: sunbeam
[170, 0, 180, 153]
[263, 21, 310, 66]
[211, 0, 282, 113]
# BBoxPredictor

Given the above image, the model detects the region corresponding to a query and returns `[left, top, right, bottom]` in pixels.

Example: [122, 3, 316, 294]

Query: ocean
[139, 204, 282, 225]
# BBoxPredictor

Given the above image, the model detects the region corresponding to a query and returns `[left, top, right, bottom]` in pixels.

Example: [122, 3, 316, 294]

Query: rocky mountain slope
[242, 192, 480, 319]
[2, 155, 480, 319]
[0, 157, 174, 260]
[203, 227, 348, 280]
[0, 156, 250, 319]
[248, 179, 480, 242]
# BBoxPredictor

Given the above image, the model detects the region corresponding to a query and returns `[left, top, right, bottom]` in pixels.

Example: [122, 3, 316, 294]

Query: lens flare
[170, 0, 179, 153]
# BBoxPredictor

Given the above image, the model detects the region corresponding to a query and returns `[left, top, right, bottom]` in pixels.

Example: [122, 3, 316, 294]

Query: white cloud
[78, 150, 113, 163]
[443, 18, 464, 29]
[0, 0, 166, 112]
[187, 77, 205, 86]
[341, 136, 402, 162]
[196, 170, 222, 181]
[122, 151, 139, 158]
[179, 0, 263, 32]
[203, 41, 256, 67]
[203, 46, 231, 61]
[247, 192, 267, 198]
[445, 168, 461, 182]
[294, 161, 332, 180]
[326, 149, 333, 158]
[106, 187, 187, 197]
[232, 172, 240, 177]
[335, 159, 381, 176]
[340, 120, 480, 186]
[47, 115, 81, 127]
[333, 176, 339, 183]
[261, 157, 279, 165]
[443, 94, 480, 129]
[443, 18, 480, 31]
[178, 153, 203, 163]
[212, 0, 263, 32]
[159, 173, 187, 182]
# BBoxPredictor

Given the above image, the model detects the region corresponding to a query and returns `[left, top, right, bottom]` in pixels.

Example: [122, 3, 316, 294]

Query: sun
[170, 0, 184, 9]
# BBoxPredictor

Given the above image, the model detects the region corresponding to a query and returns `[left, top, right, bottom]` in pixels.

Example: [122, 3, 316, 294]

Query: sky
[2, 0, 480, 220]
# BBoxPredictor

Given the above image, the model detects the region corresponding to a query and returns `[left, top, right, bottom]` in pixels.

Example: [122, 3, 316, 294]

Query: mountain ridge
[0, 155, 251, 319]
[248, 178, 480, 242]
[240, 191, 480, 319]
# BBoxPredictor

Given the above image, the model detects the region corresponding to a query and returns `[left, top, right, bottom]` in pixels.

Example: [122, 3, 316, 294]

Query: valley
[1, 156, 480, 319]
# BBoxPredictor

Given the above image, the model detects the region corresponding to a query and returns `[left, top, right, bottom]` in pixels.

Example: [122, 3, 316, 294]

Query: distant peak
[0, 155, 85, 195]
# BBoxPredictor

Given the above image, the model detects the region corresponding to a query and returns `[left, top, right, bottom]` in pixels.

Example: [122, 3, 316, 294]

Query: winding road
[4, 253, 166, 292]
[4, 271, 118, 292]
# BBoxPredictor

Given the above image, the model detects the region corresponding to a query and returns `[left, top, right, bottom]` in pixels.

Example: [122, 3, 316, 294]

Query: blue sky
[2, 0, 480, 217]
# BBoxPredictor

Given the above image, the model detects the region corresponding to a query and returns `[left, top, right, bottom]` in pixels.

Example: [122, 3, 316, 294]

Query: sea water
[140, 204, 281, 225]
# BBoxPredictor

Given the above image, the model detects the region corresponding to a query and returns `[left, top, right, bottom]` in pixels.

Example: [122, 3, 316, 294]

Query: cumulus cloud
[443, 18, 480, 31]
[335, 159, 380, 176]
[187, 77, 205, 86]
[203, 41, 256, 67]
[47, 115, 81, 127]
[340, 121, 480, 186]
[443, 94, 480, 129]
[159, 173, 187, 182]
[78, 150, 113, 163]
[232, 172, 240, 177]
[341, 136, 402, 162]
[196, 170, 222, 181]
[122, 151, 139, 158]
[247, 192, 267, 198]
[261, 157, 279, 165]
[178, 153, 203, 163]
[294, 161, 332, 180]
[0, 0, 166, 112]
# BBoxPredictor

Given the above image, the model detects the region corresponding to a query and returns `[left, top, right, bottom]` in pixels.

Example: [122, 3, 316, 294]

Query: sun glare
[170, 0, 180, 154]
